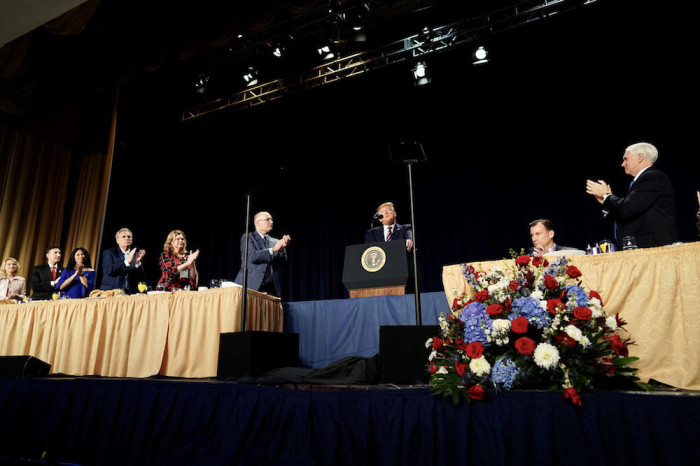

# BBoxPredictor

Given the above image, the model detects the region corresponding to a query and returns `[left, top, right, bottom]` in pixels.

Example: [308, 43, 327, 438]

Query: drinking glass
[138, 281, 147, 293]
[622, 236, 638, 250]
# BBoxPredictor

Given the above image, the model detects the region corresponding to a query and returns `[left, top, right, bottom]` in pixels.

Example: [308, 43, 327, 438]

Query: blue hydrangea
[491, 357, 520, 389]
[458, 302, 491, 344]
[562, 285, 589, 309]
[509, 296, 552, 329]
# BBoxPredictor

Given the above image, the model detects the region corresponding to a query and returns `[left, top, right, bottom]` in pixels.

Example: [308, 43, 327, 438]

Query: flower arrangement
[427, 252, 648, 405]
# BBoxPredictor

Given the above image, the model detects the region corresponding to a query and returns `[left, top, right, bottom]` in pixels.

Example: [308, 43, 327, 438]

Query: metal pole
[407, 162, 422, 325]
[240, 192, 251, 331]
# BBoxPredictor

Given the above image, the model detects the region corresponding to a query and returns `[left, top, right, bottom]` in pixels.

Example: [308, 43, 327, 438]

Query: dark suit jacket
[234, 232, 287, 297]
[99, 247, 146, 293]
[29, 263, 64, 300]
[364, 223, 413, 244]
[603, 166, 678, 248]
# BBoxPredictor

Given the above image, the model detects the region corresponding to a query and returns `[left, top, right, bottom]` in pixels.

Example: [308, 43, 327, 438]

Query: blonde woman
[0, 257, 27, 300]
[157, 230, 200, 291]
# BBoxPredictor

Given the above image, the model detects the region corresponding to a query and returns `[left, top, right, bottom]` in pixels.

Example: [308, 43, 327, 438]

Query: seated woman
[56, 247, 96, 298]
[157, 230, 200, 291]
[0, 257, 27, 300]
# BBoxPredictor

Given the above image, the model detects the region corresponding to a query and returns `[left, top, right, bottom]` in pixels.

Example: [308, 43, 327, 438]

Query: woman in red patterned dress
[157, 230, 200, 291]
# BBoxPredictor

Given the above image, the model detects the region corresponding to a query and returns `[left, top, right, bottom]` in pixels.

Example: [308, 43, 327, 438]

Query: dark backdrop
[99, 0, 698, 302]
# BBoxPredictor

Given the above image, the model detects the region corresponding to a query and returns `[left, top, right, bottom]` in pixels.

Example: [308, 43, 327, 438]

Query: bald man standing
[234, 211, 291, 298]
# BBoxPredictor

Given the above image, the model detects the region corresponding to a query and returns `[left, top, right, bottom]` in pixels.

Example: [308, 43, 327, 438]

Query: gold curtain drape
[0, 85, 118, 292]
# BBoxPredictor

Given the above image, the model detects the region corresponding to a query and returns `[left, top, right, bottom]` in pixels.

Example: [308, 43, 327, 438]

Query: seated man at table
[29, 246, 63, 300]
[528, 219, 574, 257]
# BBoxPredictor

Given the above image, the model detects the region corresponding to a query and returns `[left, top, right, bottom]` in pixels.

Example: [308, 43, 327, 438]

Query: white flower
[429, 350, 437, 361]
[469, 357, 491, 377]
[589, 298, 603, 318]
[533, 342, 560, 369]
[437, 366, 448, 375]
[531, 290, 544, 300]
[425, 338, 433, 348]
[565, 324, 583, 343]
[605, 315, 618, 331]
[491, 318, 511, 334]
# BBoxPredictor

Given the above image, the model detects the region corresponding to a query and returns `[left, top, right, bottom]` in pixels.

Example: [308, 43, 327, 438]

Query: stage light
[243, 67, 259, 87]
[412, 62, 431, 86]
[272, 44, 285, 58]
[317, 44, 334, 60]
[194, 73, 209, 95]
[472, 45, 489, 65]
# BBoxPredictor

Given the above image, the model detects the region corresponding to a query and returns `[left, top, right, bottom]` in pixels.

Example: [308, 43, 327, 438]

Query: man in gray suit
[234, 211, 291, 298]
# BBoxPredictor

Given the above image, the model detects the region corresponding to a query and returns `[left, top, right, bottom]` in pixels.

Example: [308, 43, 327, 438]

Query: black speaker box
[0, 355, 51, 378]
[217, 331, 299, 380]
[379, 325, 440, 385]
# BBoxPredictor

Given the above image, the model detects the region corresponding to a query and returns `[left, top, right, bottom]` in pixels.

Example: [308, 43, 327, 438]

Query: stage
[0, 376, 699, 466]
[2, 288, 700, 465]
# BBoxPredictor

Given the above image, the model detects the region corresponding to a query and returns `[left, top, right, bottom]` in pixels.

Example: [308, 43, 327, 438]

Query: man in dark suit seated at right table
[364, 201, 414, 252]
[528, 219, 572, 257]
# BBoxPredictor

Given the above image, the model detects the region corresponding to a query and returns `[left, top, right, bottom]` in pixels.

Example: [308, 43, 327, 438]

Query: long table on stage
[0, 286, 283, 378]
[442, 241, 700, 391]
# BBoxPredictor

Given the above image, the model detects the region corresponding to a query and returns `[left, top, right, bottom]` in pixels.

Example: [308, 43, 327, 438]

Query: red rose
[511, 316, 529, 334]
[467, 384, 485, 401]
[546, 298, 563, 315]
[509, 280, 521, 291]
[486, 303, 504, 316]
[563, 387, 582, 406]
[466, 341, 485, 359]
[432, 337, 443, 351]
[573, 307, 593, 321]
[429, 362, 438, 374]
[474, 290, 489, 302]
[589, 290, 604, 306]
[566, 265, 582, 278]
[455, 360, 469, 377]
[514, 336, 536, 355]
[544, 275, 558, 290]
[532, 256, 549, 268]
[515, 255, 530, 266]
[452, 298, 463, 311]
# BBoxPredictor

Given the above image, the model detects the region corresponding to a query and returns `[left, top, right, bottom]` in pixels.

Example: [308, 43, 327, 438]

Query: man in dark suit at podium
[364, 202, 414, 252]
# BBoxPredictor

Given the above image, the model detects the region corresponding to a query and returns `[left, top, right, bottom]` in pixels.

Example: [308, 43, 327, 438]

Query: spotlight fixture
[242, 66, 259, 87]
[472, 45, 489, 65]
[317, 44, 335, 60]
[272, 44, 285, 58]
[412, 62, 431, 86]
[194, 73, 209, 95]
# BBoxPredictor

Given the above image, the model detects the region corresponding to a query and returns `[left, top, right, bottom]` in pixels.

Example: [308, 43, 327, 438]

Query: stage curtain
[441, 242, 700, 390]
[0, 85, 117, 292]
[1, 379, 699, 465]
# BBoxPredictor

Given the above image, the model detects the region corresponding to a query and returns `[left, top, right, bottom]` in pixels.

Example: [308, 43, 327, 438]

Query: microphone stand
[240, 167, 284, 332]
[406, 160, 422, 326]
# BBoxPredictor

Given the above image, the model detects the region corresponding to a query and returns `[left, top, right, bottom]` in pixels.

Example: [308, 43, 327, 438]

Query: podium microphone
[370, 213, 383, 242]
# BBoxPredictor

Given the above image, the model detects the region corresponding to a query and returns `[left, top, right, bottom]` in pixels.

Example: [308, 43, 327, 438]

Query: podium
[342, 240, 414, 298]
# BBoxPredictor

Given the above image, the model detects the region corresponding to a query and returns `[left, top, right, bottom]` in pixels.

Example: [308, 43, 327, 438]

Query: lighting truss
[182, 0, 600, 120]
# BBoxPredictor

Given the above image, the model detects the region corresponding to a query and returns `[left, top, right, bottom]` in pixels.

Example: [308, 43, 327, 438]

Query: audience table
[0, 286, 283, 378]
[441, 241, 700, 391]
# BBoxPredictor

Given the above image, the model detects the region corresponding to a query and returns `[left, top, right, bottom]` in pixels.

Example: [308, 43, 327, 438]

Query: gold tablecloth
[0, 286, 283, 378]
[441, 242, 700, 390]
